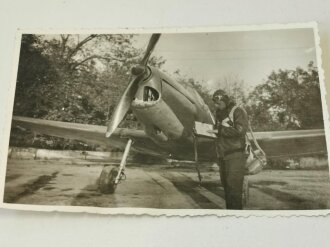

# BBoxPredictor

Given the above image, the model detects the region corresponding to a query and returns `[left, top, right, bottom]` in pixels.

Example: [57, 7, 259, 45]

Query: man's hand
[221, 117, 232, 127]
[207, 129, 218, 134]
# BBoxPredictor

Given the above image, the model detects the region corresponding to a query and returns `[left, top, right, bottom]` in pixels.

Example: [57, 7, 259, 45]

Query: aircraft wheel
[99, 166, 118, 194]
[242, 176, 249, 207]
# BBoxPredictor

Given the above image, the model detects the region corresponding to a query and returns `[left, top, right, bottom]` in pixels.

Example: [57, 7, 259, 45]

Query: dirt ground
[3, 159, 330, 210]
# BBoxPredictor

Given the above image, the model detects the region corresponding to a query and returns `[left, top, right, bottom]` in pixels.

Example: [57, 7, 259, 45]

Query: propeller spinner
[106, 33, 161, 138]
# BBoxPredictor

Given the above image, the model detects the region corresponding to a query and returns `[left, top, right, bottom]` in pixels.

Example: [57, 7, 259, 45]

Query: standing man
[211, 89, 249, 209]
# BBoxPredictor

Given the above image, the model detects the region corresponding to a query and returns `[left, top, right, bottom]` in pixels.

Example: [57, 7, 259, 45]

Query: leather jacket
[216, 105, 249, 159]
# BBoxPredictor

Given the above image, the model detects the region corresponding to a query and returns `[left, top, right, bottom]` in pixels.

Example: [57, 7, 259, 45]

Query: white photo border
[0, 22, 329, 216]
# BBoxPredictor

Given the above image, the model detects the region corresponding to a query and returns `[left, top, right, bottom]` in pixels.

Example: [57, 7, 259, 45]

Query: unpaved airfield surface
[3, 159, 330, 210]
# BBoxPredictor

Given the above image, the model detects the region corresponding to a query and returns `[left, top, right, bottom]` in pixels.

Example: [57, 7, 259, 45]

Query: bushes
[9, 127, 101, 151]
[266, 156, 328, 170]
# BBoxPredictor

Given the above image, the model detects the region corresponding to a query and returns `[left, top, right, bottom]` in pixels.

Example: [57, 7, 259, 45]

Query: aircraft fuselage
[131, 66, 216, 161]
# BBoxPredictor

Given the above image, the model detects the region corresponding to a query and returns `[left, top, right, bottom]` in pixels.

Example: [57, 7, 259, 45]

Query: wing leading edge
[11, 116, 168, 158]
[195, 129, 327, 162]
[251, 129, 327, 159]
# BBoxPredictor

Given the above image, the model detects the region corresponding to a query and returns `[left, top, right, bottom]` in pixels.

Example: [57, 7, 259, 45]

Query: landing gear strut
[193, 134, 202, 186]
[99, 139, 133, 194]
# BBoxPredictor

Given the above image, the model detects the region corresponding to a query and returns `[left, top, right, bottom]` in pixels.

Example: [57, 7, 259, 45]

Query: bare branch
[60, 34, 70, 58]
[70, 54, 126, 70]
[66, 34, 98, 60]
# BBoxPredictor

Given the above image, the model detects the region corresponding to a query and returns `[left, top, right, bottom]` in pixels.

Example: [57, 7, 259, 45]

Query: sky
[132, 28, 317, 92]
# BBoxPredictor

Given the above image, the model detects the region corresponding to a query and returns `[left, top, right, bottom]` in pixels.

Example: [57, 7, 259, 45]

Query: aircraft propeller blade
[140, 33, 161, 66]
[106, 33, 161, 138]
[106, 75, 141, 137]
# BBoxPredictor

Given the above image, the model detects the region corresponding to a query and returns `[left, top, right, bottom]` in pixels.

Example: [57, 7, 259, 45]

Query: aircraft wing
[251, 129, 328, 159]
[196, 129, 327, 161]
[11, 116, 328, 161]
[11, 116, 168, 158]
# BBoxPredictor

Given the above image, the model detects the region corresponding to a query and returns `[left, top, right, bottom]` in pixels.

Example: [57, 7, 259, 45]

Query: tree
[247, 62, 323, 131]
[14, 35, 58, 118]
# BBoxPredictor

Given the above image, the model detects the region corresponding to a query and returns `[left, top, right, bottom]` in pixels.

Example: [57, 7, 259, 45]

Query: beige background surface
[1, 0, 330, 246]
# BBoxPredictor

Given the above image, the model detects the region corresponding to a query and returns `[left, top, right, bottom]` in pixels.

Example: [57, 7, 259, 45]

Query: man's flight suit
[216, 105, 249, 209]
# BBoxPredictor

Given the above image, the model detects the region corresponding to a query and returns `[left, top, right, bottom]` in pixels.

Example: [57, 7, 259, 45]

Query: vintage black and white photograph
[1, 24, 329, 214]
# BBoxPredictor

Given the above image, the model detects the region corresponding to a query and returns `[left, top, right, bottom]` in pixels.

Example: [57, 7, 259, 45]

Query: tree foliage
[247, 62, 323, 131]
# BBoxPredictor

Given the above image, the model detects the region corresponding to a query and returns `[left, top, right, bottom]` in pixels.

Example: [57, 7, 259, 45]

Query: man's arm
[220, 107, 248, 137]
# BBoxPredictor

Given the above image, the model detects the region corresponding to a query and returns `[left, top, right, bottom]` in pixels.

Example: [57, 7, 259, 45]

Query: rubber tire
[99, 166, 118, 194]
[242, 176, 249, 207]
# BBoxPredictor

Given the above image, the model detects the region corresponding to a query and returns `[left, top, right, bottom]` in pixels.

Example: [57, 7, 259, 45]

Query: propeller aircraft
[11, 34, 328, 195]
